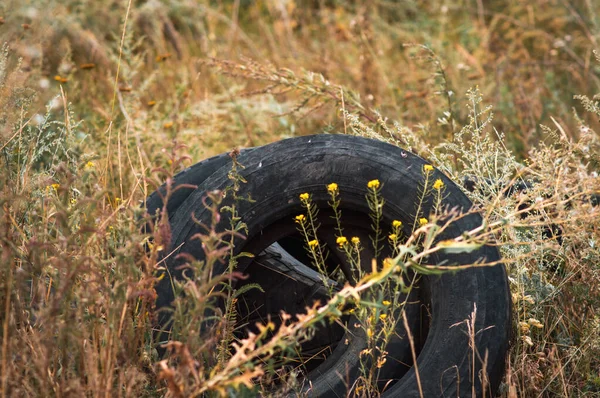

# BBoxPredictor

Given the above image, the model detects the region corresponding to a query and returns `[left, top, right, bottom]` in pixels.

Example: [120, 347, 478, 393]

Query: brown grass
[1, 0, 599, 396]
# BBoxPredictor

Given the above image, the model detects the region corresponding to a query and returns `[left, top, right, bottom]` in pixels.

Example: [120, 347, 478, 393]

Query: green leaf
[233, 283, 264, 298]
[437, 240, 482, 254]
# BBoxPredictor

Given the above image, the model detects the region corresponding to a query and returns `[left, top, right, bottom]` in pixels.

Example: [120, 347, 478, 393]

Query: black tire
[158, 134, 511, 397]
[149, 160, 420, 395]
[144, 146, 416, 392]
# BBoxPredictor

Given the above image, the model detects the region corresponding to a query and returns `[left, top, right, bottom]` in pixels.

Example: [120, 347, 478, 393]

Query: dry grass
[1, 0, 600, 396]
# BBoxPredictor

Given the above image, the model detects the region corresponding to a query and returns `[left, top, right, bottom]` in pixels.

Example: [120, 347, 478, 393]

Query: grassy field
[1, 0, 600, 396]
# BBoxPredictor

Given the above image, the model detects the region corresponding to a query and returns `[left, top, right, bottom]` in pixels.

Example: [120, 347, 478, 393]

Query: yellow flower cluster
[299, 193, 310, 201]
[308, 239, 319, 248]
[327, 182, 338, 193]
[419, 218, 428, 226]
[518, 318, 543, 334]
[46, 183, 60, 192]
[392, 220, 402, 228]
[423, 164, 434, 172]
[519, 321, 530, 334]
[367, 179, 380, 189]
[336, 236, 348, 246]
[433, 179, 444, 190]
[388, 233, 397, 241]
[528, 318, 543, 328]
[295, 214, 305, 223]
[351, 236, 360, 244]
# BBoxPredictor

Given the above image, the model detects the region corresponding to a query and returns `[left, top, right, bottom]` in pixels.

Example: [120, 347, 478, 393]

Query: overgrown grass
[1, 0, 600, 396]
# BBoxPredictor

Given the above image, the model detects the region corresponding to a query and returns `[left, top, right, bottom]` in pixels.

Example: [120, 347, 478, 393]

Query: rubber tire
[144, 147, 417, 393]
[158, 134, 511, 397]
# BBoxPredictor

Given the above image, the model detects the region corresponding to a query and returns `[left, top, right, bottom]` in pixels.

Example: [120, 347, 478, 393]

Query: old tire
[155, 134, 511, 397]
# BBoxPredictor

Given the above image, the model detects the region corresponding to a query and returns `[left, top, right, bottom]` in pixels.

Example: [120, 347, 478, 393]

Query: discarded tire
[149, 134, 511, 397]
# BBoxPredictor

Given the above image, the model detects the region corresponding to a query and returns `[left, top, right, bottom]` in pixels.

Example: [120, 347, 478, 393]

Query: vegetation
[1, 0, 599, 396]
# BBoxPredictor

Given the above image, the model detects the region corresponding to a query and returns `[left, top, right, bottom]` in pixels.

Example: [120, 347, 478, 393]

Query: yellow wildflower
[528, 318, 543, 329]
[46, 183, 60, 192]
[388, 233, 397, 241]
[423, 164, 434, 172]
[308, 239, 319, 248]
[327, 182, 338, 193]
[351, 236, 360, 245]
[523, 295, 535, 304]
[433, 179, 444, 190]
[367, 179, 380, 189]
[299, 193, 310, 201]
[392, 220, 402, 228]
[419, 218, 428, 226]
[382, 300, 391, 306]
[519, 321, 530, 334]
[366, 328, 374, 338]
[336, 236, 348, 246]
[379, 313, 387, 321]
[522, 335, 533, 346]
[163, 121, 174, 129]
[295, 214, 306, 223]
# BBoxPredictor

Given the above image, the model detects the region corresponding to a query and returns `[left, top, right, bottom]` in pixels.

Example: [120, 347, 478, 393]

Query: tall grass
[1, 0, 599, 396]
